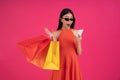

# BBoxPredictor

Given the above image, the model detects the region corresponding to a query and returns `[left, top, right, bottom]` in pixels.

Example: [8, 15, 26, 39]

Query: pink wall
[0, 0, 120, 80]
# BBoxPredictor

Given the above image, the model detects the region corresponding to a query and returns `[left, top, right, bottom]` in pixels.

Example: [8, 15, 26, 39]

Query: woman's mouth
[67, 24, 71, 26]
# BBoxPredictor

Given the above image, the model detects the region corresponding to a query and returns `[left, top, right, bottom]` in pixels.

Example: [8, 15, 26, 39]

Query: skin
[44, 13, 82, 55]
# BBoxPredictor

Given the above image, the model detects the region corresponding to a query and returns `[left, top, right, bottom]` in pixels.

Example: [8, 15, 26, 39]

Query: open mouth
[67, 24, 71, 26]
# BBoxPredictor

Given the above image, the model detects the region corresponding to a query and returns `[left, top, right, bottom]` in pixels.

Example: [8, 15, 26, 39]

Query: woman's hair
[57, 8, 75, 30]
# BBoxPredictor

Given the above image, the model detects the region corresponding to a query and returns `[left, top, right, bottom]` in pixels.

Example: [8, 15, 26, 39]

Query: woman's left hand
[75, 35, 82, 43]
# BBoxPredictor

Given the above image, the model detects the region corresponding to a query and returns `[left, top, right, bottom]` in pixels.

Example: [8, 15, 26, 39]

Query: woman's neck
[61, 26, 70, 30]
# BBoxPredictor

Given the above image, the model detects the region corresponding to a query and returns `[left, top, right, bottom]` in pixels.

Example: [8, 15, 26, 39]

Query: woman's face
[61, 13, 73, 28]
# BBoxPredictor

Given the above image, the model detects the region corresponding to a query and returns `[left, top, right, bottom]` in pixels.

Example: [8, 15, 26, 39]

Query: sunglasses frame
[62, 18, 74, 21]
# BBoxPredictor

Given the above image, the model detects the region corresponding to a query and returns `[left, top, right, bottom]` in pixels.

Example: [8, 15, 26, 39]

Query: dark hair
[57, 8, 75, 30]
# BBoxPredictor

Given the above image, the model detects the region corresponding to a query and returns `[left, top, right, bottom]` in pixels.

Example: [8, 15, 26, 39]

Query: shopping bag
[17, 35, 51, 68]
[43, 41, 60, 70]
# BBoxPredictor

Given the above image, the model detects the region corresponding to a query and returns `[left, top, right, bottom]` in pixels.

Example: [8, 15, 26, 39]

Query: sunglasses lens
[64, 18, 73, 21]
[64, 18, 69, 21]
[70, 18, 73, 21]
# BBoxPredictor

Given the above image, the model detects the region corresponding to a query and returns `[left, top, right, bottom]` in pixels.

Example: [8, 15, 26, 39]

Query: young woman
[45, 8, 82, 80]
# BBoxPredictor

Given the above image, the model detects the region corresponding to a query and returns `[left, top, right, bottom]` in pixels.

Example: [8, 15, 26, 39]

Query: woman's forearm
[76, 42, 82, 55]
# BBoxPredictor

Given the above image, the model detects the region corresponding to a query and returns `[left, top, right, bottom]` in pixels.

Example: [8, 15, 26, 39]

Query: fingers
[44, 27, 52, 35]
[79, 36, 82, 40]
[44, 28, 50, 34]
[76, 35, 82, 41]
[44, 27, 56, 40]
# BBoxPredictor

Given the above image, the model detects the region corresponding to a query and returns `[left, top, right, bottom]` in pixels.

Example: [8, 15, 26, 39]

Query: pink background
[0, 0, 120, 80]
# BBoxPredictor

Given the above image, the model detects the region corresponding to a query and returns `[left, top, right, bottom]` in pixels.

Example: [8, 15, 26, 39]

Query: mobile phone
[77, 29, 84, 36]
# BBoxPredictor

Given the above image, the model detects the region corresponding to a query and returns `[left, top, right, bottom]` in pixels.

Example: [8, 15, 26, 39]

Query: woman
[45, 8, 82, 80]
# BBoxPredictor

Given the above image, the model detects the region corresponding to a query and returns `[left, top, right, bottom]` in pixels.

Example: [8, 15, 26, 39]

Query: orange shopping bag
[43, 41, 60, 70]
[17, 35, 51, 69]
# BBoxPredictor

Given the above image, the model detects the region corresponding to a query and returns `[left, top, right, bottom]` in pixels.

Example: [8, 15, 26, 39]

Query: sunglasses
[62, 18, 73, 21]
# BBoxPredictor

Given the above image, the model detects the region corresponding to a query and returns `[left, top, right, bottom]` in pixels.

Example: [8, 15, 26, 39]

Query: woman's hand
[75, 35, 82, 43]
[75, 32, 82, 55]
[44, 27, 57, 41]
[44, 27, 52, 36]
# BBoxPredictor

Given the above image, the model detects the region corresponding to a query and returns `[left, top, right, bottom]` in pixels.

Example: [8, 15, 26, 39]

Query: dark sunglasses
[62, 18, 73, 21]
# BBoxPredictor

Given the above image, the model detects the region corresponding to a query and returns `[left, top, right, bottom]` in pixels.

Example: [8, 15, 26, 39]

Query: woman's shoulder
[72, 28, 84, 32]
[71, 29, 78, 33]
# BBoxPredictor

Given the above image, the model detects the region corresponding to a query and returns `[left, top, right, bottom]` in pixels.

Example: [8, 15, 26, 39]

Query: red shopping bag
[17, 35, 51, 68]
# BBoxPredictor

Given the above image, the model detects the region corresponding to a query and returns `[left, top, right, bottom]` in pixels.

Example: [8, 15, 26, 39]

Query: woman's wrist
[77, 40, 81, 45]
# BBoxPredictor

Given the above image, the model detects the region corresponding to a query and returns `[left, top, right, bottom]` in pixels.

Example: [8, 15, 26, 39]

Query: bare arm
[75, 36, 82, 55]
[44, 28, 59, 41]
[72, 29, 82, 55]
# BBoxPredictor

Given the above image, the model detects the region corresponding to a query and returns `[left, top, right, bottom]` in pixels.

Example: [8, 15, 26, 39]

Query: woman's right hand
[44, 27, 52, 36]
[44, 27, 57, 41]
